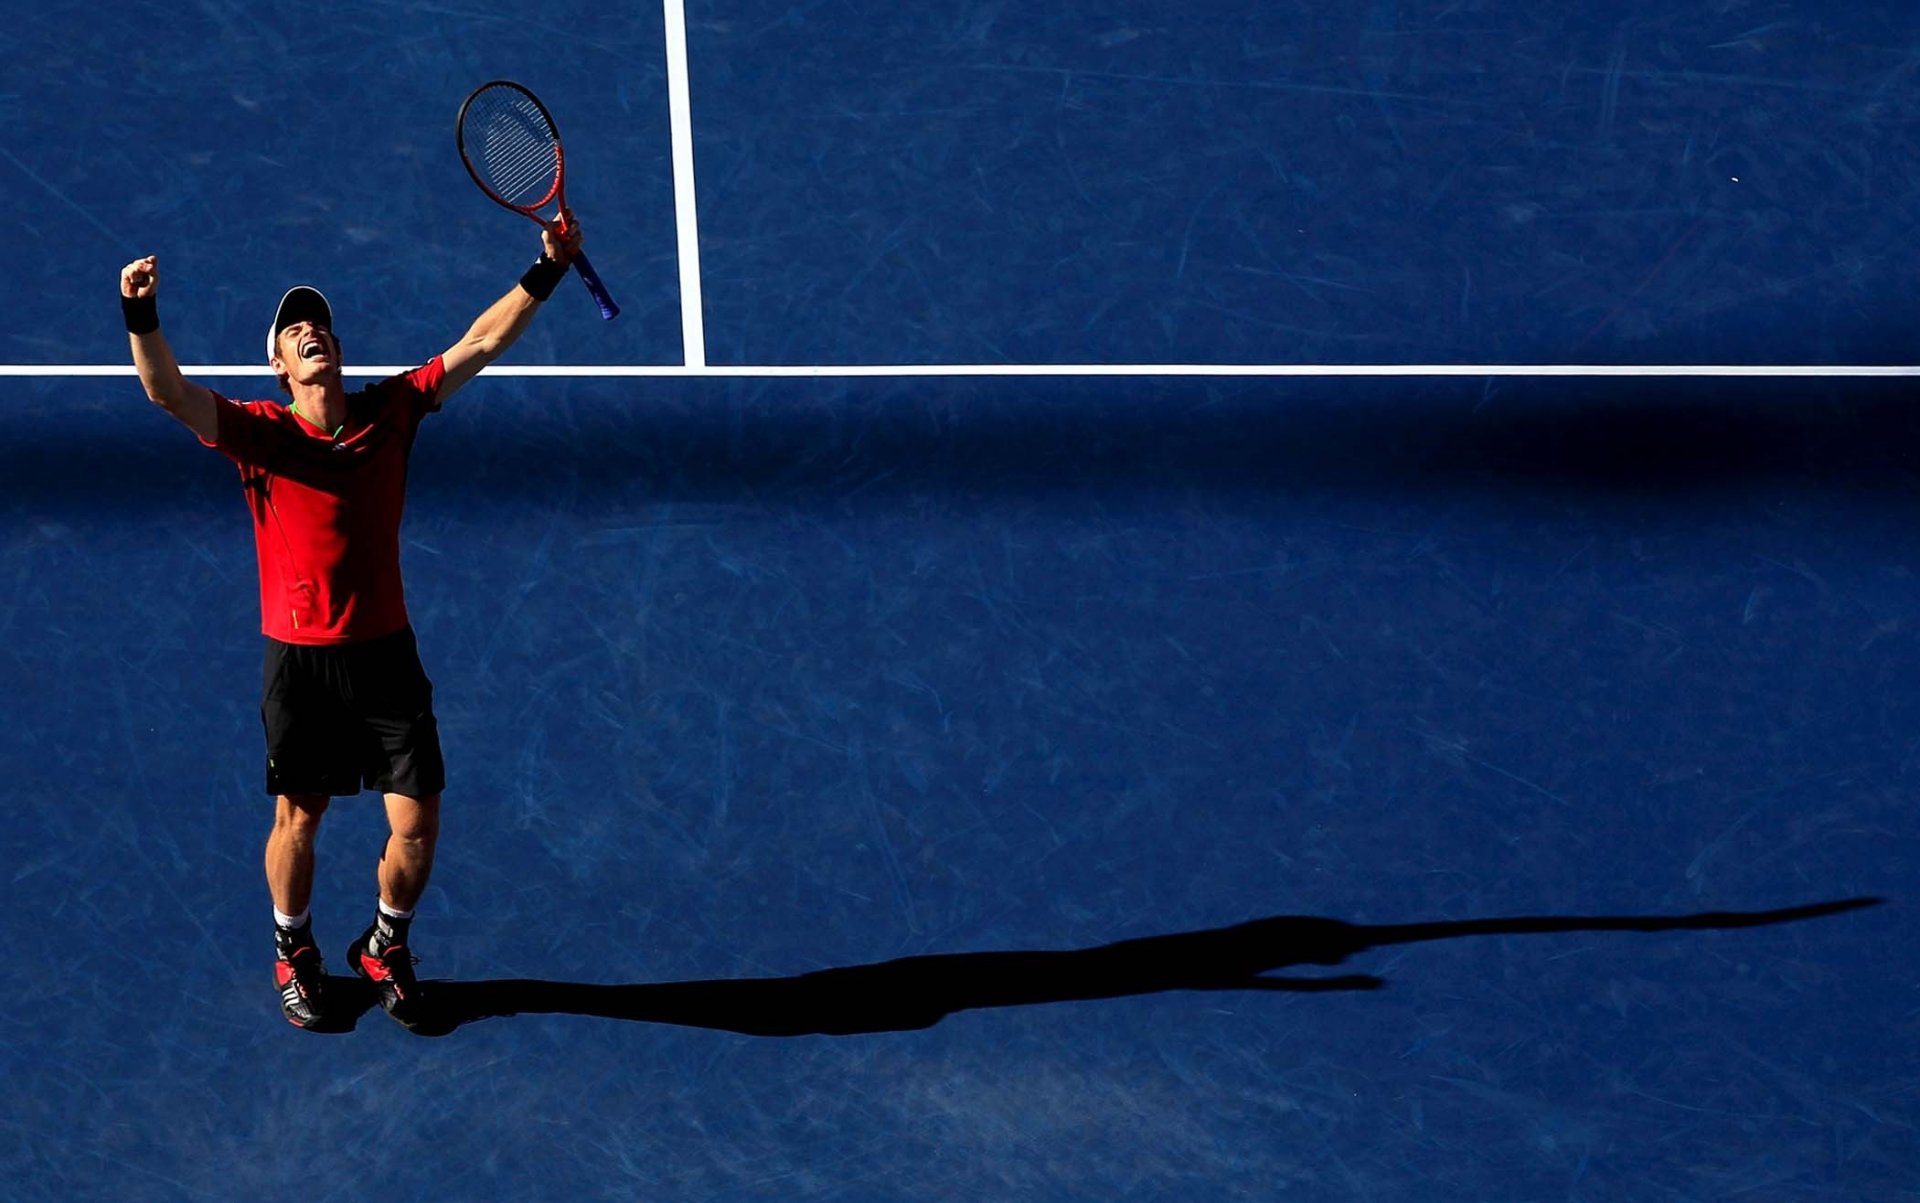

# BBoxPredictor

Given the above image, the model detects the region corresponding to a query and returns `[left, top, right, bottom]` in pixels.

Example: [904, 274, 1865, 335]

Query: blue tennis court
[3, 2, 1916, 1198]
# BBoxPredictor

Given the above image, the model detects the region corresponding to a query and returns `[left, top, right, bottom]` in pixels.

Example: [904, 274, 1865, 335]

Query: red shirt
[202, 358, 445, 645]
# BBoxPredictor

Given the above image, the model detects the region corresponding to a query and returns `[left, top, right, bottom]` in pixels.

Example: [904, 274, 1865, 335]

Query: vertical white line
[662, 0, 708, 368]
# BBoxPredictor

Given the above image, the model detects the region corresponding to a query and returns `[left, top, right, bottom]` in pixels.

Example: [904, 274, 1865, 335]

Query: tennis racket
[457, 80, 619, 320]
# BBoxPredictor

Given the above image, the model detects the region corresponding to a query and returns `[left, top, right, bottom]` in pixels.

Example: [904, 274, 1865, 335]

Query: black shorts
[260, 626, 446, 799]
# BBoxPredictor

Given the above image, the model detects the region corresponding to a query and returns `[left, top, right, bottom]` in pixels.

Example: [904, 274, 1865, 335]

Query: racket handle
[570, 250, 619, 321]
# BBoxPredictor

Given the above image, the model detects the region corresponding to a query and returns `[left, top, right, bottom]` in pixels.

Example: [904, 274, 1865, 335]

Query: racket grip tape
[570, 251, 620, 321]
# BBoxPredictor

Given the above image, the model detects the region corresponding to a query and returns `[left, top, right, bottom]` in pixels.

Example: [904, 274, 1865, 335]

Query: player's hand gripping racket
[457, 80, 619, 320]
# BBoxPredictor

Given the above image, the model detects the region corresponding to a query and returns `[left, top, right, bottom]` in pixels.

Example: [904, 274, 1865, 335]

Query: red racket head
[457, 80, 567, 219]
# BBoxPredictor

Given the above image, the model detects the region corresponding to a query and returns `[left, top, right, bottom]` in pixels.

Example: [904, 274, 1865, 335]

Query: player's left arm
[437, 214, 584, 404]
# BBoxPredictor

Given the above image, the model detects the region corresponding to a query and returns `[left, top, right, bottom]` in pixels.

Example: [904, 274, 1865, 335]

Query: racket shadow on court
[307, 897, 1876, 1038]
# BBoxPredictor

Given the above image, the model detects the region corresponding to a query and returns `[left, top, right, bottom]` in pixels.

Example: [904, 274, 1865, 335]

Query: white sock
[377, 899, 415, 921]
[274, 906, 311, 930]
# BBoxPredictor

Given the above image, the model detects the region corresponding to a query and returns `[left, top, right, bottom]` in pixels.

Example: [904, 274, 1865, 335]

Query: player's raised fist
[121, 255, 158, 299]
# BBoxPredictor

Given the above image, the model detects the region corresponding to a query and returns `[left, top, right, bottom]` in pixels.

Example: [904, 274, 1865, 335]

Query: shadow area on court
[309, 897, 1878, 1038]
[386, 376, 1920, 508]
[13, 376, 1920, 513]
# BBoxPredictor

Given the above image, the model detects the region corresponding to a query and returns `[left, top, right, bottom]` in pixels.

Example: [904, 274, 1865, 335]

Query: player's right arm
[122, 255, 218, 443]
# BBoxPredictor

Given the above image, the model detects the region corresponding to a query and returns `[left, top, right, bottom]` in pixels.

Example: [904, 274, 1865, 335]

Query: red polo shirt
[202, 358, 445, 645]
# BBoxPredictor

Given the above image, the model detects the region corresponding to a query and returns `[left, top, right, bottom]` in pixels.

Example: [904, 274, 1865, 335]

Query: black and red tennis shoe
[348, 924, 425, 1029]
[273, 925, 328, 1029]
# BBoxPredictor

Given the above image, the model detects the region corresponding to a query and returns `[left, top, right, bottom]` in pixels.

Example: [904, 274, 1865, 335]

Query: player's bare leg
[376, 791, 440, 913]
[266, 793, 329, 919]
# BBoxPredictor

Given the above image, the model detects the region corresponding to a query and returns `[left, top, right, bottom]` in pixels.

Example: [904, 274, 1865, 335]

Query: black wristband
[121, 293, 159, 335]
[519, 255, 567, 302]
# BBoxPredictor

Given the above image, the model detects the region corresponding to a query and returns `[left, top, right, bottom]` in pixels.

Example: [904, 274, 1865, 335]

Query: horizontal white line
[4, 363, 1918, 379]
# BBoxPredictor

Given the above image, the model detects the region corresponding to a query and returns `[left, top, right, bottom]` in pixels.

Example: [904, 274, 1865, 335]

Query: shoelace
[369, 940, 421, 970]
[276, 937, 319, 963]
[278, 945, 326, 985]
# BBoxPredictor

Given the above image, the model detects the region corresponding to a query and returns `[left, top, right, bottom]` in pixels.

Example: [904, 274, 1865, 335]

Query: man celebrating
[120, 216, 583, 1030]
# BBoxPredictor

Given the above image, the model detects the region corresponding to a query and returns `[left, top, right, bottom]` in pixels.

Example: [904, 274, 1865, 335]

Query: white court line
[5, 364, 1918, 378]
[661, 0, 707, 368]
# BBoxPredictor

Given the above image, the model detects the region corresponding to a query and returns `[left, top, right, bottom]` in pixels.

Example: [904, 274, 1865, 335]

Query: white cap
[266, 285, 334, 362]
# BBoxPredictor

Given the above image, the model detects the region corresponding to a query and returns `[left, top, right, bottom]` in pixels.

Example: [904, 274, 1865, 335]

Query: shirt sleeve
[198, 394, 285, 472]
[400, 356, 447, 425]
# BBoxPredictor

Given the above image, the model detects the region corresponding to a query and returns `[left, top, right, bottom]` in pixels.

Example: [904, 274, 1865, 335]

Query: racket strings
[486, 136, 558, 205]
[463, 89, 561, 208]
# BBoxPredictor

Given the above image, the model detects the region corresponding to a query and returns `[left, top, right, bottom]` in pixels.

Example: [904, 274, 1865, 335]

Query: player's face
[273, 321, 341, 387]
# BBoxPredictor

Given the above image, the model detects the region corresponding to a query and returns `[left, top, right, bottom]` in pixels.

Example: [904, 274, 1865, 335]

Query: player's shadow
[308, 897, 1877, 1037]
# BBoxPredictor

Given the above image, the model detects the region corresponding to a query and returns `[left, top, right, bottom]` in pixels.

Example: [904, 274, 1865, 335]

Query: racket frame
[457, 80, 619, 320]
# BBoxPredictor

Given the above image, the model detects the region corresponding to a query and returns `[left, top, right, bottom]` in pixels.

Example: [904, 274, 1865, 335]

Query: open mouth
[300, 337, 326, 361]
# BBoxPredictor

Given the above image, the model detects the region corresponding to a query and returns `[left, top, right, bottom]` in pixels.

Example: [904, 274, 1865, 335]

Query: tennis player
[119, 215, 583, 1030]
